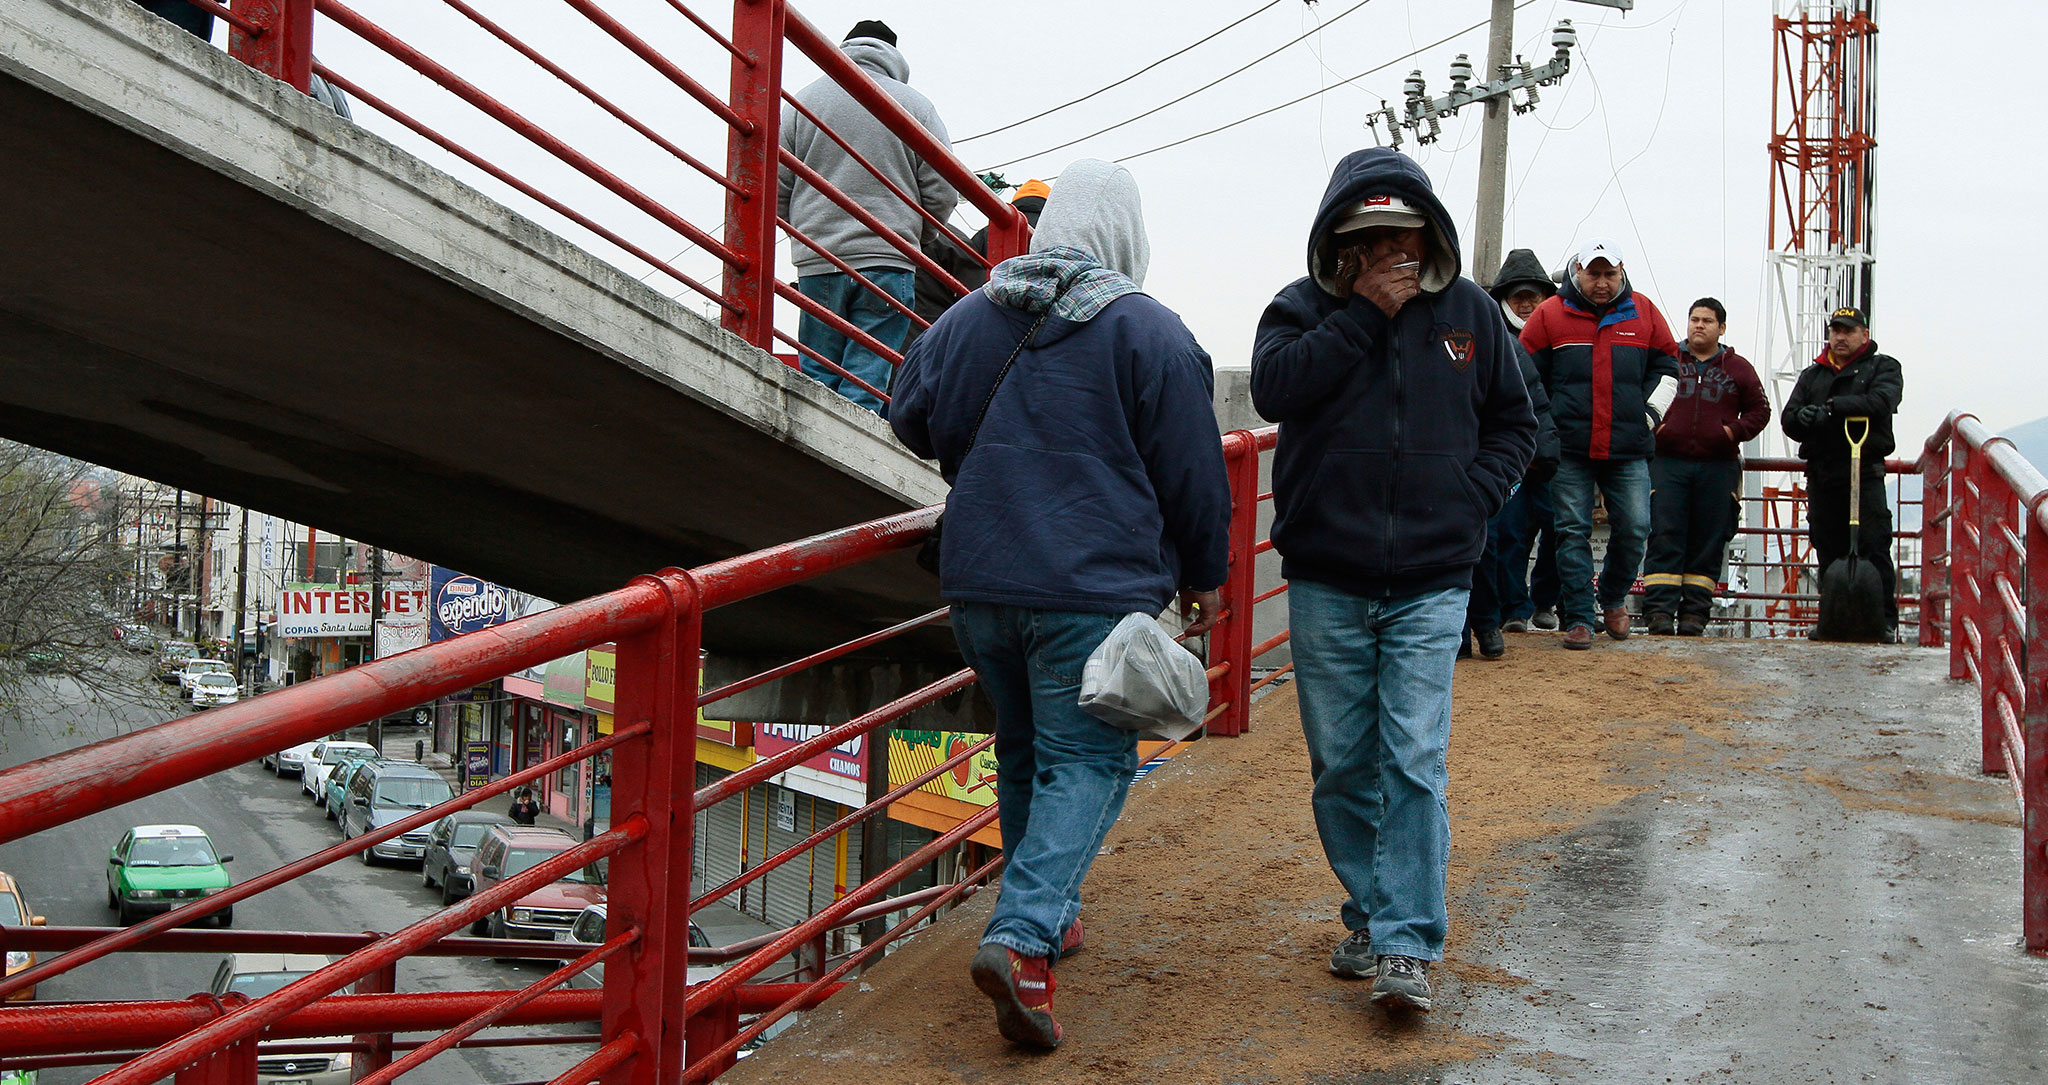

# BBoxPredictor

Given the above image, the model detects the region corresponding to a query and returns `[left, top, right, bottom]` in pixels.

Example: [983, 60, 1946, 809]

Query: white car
[299, 740, 378, 800]
[190, 672, 242, 709]
[208, 953, 353, 1085]
[176, 659, 232, 700]
[263, 741, 320, 776]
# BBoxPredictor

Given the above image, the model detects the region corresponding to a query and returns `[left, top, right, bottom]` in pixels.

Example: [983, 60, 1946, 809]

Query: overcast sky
[309, 1, 2045, 453]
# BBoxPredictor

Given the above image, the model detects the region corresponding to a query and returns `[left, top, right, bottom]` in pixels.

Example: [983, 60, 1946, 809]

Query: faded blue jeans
[951, 603, 1137, 961]
[1289, 579, 1465, 961]
[796, 269, 914, 414]
[1549, 455, 1652, 632]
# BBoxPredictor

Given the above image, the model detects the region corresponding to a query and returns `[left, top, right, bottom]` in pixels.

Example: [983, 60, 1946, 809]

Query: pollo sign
[279, 583, 427, 637]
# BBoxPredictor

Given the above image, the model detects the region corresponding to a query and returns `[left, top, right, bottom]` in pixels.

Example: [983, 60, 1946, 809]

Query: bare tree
[0, 441, 175, 732]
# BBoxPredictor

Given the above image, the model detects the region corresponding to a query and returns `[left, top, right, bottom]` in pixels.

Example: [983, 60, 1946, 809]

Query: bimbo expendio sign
[428, 566, 518, 641]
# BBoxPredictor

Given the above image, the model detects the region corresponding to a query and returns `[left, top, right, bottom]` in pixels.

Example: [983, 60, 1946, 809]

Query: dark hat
[1827, 306, 1868, 329]
[1488, 247, 1558, 302]
[845, 19, 897, 46]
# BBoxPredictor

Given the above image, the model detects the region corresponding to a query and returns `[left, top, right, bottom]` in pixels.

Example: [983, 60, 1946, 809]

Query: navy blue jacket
[1250, 148, 1538, 597]
[890, 291, 1231, 613]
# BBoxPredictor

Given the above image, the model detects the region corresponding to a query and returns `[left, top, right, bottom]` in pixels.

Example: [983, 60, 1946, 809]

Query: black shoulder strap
[958, 285, 1067, 462]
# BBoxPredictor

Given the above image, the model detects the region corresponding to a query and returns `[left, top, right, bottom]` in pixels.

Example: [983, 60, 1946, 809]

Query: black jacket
[1781, 340, 1903, 482]
[1250, 148, 1538, 597]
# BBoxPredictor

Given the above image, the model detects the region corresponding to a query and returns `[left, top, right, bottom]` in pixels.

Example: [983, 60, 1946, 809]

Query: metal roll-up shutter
[693, 764, 744, 905]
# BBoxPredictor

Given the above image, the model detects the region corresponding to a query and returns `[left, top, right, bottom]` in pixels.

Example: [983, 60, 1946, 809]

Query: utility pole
[1472, 0, 1517, 286]
[234, 504, 250, 687]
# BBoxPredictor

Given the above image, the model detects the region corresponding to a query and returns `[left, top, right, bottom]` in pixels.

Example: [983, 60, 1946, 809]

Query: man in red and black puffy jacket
[1519, 239, 1682, 650]
[1643, 298, 1771, 635]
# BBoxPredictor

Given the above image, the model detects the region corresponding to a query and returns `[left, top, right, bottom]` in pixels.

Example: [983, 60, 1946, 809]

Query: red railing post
[1955, 445, 1983, 682]
[601, 572, 702, 1085]
[1921, 439, 1952, 649]
[173, 995, 257, 1085]
[228, 1, 315, 92]
[348, 960, 397, 1081]
[1975, 458, 2012, 776]
[1207, 431, 1261, 738]
[722, 0, 786, 350]
[683, 990, 741, 1079]
[2022, 499, 2048, 956]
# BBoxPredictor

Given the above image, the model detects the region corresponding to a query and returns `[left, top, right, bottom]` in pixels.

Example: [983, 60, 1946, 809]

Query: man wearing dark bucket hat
[1781, 306, 1904, 641]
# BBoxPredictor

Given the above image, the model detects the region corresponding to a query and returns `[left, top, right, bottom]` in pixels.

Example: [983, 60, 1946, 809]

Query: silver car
[208, 953, 352, 1085]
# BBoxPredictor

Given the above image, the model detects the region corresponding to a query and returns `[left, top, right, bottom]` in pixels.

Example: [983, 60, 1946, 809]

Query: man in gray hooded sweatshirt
[891, 160, 1231, 1051]
[779, 20, 958, 413]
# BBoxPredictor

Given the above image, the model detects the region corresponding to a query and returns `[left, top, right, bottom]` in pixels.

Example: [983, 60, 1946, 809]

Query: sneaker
[1475, 627, 1506, 660]
[1532, 608, 1559, 631]
[1646, 612, 1676, 636]
[1602, 608, 1631, 641]
[970, 943, 1063, 1049]
[1501, 617, 1531, 633]
[1562, 625, 1593, 650]
[1370, 955, 1433, 1013]
[1677, 617, 1706, 637]
[1328, 928, 1376, 979]
[1060, 919, 1085, 957]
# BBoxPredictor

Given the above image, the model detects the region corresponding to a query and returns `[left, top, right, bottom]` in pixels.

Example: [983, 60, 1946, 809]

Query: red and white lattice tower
[1762, 0, 1878, 405]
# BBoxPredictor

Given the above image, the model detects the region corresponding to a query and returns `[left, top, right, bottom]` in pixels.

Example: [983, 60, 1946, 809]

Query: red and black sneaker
[1060, 919, 1085, 957]
[970, 943, 1063, 1049]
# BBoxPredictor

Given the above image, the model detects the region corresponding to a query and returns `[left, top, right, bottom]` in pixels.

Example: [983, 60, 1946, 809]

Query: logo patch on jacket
[1439, 328, 1476, 371]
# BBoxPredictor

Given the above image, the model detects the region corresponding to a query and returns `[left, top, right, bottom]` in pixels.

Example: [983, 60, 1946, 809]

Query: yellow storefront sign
[888, 729, 998, 807]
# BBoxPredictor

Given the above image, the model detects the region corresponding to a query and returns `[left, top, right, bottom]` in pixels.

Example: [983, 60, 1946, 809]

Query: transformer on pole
[1763, 0, 1879, 404]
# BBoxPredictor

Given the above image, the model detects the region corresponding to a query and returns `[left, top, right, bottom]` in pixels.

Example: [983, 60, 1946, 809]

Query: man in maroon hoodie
[1643, 299, 1772, 635]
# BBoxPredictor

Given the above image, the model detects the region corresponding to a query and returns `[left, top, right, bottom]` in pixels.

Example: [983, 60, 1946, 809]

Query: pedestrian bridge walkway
[725, 637, 2045, 1085]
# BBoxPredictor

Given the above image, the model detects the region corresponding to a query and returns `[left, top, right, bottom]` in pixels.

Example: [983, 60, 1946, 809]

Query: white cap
[1577, 237, 1625, 267]
[1333, 194, 1427, 234]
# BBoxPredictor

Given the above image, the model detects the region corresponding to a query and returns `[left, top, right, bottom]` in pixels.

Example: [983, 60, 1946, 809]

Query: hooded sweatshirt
[1250, 148, 1538, 597]
[889, 160, 1229, 612]
[1488, 246, 1556, 332]
[778, 38, 958, 277]
[1518, 258, 1681, 461]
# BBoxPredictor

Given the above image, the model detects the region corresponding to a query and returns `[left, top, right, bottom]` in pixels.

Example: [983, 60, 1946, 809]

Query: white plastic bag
[1077, 613, 1210, 741]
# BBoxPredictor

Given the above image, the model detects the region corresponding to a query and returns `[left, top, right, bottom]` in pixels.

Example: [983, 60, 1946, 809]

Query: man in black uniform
[1780, 306, 1905, 641]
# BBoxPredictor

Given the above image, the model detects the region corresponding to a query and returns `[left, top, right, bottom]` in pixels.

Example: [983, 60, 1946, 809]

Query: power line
[1111, 1, 1542, 168]
[953, 0, 1288, 144]
[978, 0, 1385, 172]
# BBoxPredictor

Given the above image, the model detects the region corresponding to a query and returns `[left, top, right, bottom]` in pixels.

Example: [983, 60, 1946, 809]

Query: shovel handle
[1844, 416, 1870, 532]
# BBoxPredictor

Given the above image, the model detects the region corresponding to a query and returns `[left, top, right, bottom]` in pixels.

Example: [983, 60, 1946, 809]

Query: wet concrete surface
[1379, 639, 2048, 1085]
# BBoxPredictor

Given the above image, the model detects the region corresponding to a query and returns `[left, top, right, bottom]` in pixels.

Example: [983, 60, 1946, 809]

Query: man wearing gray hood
[779, 20, 958, 412]
[892, 160, 1231, 1051]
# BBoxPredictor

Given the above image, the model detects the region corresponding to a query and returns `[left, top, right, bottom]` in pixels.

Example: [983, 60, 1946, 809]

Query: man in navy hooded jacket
[1251, 148, 1536, 1015]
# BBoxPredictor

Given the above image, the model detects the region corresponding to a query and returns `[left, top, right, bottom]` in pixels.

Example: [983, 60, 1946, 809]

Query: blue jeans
[1289, 580, 1465, 961]
[1549, 455, 1651, 631]
[1494, 480, 1556, 620]
[951, 603, 1137, 961]
[797, 269, 914, 414]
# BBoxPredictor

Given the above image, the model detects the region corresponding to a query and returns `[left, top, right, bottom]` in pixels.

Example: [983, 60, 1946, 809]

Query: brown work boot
[971, 943, 1063, 1049]
[1602, 608, 1631, 641]
[1562, 625, 1593, 650]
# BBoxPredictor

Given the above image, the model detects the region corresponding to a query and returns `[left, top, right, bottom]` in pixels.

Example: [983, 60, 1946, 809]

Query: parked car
[2, 870, 48, 1001]
[264, 741, 320, 777]
[207, 953, 353, 1085]
[322, 758, 385, 822]
[189, 672, 242, 709]
[420, 810, 515, 904]
[467, 826, 604, 940]
[154, 641, 200, 682]
[19, 645, 80, 675]
[106, 824, 233, 926]
[176, 658, 232, 700]
[559, 904, 715, 988]
[300, 740, 378, 801]
[338, 761, 454, 864]
[112, 623, 160, 654]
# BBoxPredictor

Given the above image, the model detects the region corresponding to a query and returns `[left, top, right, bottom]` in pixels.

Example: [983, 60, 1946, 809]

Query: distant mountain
[1996, 414, 2048, 471]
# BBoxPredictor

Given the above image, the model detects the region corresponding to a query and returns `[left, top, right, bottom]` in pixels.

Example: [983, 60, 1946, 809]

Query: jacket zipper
[1386, 313, 1404, 576]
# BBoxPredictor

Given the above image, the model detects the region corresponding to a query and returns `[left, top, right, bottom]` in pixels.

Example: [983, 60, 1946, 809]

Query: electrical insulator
[1552, 19, 1577, 55]
[1403, 69, 1426, 102]
[1448, 54, 1474, 92]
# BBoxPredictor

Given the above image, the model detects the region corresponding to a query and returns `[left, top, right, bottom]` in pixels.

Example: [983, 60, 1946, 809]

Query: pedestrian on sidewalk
[1781, 306, 1904, 641]
[1643, 298, 1770, 635]
[1488, 248, 1563, 633]
[1250, 147, 1537, 1015]
[780, 19, 959, 413]
[890, 159, 1230, 1050]
[508, 787, 540, 826]
[1462, 283, 1558, 660]
[1520, 239, 1682, 649]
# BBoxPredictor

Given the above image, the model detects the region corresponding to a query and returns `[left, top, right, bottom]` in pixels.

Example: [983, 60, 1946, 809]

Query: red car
[466, 826, 604, 941]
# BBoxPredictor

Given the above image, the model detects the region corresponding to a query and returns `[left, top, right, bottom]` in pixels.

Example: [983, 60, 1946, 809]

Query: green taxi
[106, 824, 234, 926]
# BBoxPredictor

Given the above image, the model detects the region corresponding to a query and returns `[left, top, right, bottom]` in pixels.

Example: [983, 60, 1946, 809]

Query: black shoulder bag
[916, 290, 1066, 575]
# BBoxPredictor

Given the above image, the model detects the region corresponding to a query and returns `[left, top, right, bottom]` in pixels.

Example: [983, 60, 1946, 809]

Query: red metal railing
[0, 425, 1288, 1082]
[198, 0, 1030, 408]
[1917, 411, 2048, 955]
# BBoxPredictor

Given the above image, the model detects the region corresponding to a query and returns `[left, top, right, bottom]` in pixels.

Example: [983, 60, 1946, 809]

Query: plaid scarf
[982, 246, 1141, 322]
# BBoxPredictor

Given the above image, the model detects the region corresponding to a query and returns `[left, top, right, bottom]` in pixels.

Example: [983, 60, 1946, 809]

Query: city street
[0, 667, 592, 1085]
